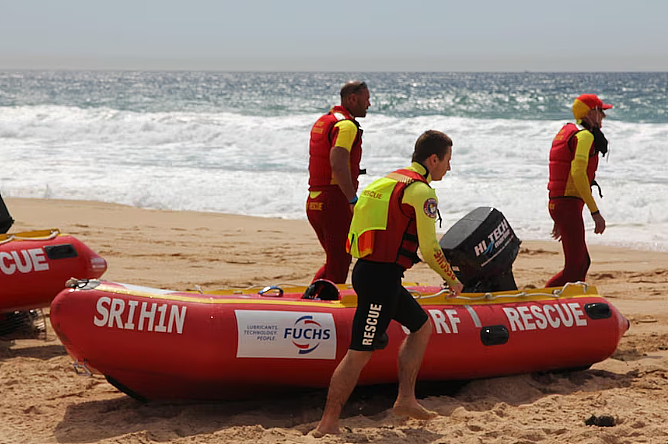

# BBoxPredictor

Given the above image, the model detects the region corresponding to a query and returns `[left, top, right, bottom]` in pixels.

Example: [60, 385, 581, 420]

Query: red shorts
[546, 198, 590, 287]
[306, 188, 353, 284]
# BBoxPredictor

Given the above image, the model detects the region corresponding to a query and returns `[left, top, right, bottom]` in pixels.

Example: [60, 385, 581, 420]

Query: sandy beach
[1, 197, 667, 444]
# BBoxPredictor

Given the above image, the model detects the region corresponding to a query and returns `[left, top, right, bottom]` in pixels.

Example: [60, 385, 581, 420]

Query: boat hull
[1, 230, 107, 312]
[50, 280, 628, 401]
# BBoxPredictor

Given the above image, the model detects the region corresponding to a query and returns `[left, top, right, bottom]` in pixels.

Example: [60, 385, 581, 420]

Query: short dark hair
[412, 130, 452, 163]
[340, 81, 367, 100]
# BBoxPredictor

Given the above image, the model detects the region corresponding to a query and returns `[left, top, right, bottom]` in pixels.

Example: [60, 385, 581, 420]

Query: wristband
[591, 210, 600, 216]
[349, 195, 358, 205]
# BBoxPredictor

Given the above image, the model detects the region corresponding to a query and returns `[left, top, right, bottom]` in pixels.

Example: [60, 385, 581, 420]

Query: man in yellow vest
[313, 130, 463, 436]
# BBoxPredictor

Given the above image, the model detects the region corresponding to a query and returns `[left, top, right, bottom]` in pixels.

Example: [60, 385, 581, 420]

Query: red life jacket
[308, 106, 363, 190]
[350, 169, 428, 269]
[548, 123, 599, 199]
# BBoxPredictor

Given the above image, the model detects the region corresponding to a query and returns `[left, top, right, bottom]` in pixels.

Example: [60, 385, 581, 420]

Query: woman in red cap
[546, 94, 613, 287]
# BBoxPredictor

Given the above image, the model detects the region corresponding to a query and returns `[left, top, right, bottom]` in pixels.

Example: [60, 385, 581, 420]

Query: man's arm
[570, 131, 599, 214]
[329, 120, 359, 204]
[571, 131, 606, 234]
[403, 183, 463, 295]
[330, 146, 357, 203]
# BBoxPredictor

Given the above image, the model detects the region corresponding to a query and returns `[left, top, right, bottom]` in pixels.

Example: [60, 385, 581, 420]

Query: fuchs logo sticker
[235, 310, 336, 359]
[423, 198, 438, 218]
[287, 315, 331, 354]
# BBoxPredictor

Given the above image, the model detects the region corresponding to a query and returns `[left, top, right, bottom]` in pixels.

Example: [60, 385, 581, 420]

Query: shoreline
[7, 196, 668, 282]
[6, 195, 668, 252]
[6, 197, 668, 291]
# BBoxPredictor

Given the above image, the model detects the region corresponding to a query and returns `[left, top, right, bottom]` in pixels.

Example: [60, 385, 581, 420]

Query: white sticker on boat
[235, 310, 337, 359]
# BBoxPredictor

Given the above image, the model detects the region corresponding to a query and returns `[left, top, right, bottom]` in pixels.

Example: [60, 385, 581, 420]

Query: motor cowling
[439, 207, 521, 293]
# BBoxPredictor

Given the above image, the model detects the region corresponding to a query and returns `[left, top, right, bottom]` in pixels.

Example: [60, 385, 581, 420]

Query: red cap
[572, 94, 613, 120]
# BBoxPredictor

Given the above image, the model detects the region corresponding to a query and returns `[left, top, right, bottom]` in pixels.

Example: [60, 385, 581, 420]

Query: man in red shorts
[306, 81, 370, 283]
[313, 130, 464, 437]
[546, 94, 612, 287]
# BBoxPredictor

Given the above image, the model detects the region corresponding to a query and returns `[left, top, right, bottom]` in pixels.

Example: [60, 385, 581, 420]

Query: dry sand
[1, 197, 667, 444]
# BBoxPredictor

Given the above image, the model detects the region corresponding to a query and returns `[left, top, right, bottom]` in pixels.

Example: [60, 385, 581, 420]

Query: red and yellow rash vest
[308, 106, 363, 191]
[347, 163, 460, 286]
[548, 123, 600, 213]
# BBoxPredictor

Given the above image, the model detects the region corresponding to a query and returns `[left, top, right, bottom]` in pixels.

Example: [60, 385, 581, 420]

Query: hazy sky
[1, 0, 667, 71]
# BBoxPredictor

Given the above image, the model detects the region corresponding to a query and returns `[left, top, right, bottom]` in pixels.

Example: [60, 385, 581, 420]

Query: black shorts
[349, 259, 429, 351]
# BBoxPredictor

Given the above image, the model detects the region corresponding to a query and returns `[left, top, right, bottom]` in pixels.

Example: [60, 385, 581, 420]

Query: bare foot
[311, 426, 341, 438]
[393, 402, 439, 420]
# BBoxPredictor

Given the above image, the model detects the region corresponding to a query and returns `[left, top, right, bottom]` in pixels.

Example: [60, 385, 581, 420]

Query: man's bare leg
[393, 321, 438, 419]
[313, 349, 373, 436]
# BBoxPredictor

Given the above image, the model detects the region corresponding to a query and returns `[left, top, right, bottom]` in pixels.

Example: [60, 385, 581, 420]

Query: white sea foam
[1, 105, 667, 251]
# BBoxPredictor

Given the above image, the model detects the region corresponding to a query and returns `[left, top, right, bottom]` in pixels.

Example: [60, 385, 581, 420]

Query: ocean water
[1, 71, 667, 251]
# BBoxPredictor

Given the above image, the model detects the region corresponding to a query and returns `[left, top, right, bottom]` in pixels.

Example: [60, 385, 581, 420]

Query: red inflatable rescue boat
[50, 279, 628, 401]
[0, 229, 107, 312]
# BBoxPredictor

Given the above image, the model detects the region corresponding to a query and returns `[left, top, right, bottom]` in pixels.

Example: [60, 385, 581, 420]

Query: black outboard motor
[0, 193, 13, 234]
[439, 207, 521, 293]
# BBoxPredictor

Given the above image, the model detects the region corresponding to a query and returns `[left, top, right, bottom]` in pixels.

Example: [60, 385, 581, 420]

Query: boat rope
[0, 229, 60, 245]
[65, 278, 103, 290]
[223, 283, 317, 294]
[227, 282, 353, 295]
[411, 281, 590, 301]
[64, 279, 590, 302]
